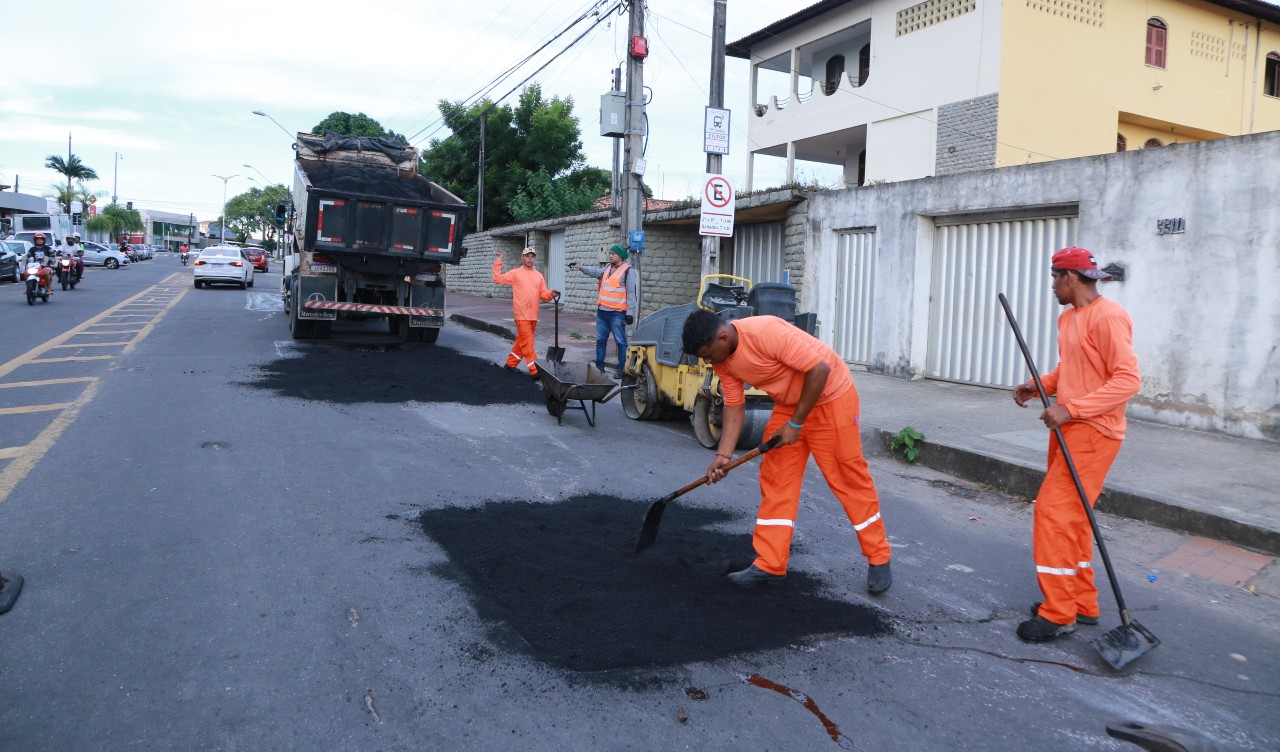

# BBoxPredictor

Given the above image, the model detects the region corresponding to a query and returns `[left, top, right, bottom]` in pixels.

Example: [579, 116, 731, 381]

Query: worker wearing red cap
[1013, 247, 1141, 643]
[492, 247, 557, 380]
[681, 309, 893, 594]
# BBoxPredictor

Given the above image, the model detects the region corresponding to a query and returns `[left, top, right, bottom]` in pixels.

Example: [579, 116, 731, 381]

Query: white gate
[732, 223, 784, 284]
[833, 228, 876, 364]
[927, 215, 1077, 387]
[546, 230, 565, 293]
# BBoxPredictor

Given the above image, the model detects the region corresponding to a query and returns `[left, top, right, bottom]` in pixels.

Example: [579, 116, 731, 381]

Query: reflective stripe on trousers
[1032, 422, 1120, 624]
[751, 388, 890, 576]
[506, 319, 539, 375]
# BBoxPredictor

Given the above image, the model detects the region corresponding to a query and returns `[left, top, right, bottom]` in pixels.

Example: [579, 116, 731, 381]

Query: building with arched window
[731, 0, 1280, 188]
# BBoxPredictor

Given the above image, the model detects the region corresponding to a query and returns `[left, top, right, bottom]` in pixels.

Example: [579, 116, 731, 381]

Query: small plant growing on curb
[568, 331, 585, 340]
[891, 426, 925, 463]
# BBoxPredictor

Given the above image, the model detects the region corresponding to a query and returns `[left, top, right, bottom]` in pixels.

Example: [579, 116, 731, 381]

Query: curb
[450, 314, 514, 341]
[870, 428, 1280, 557]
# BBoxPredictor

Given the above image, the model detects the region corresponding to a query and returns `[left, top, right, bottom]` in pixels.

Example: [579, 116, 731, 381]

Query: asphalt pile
[419, 494, 892, 673]
[242, 344, 543, 405]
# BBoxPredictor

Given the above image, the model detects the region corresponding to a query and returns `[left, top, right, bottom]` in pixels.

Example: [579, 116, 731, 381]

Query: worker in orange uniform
[492, 247, 557, 380]
[1012, 247, 1140, 643]
[681, 309, 893, 594]
[570, 244, 636, 379]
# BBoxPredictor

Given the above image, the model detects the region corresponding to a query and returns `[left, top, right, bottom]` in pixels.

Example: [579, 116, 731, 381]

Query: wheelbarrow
[539, 361, 621, 427]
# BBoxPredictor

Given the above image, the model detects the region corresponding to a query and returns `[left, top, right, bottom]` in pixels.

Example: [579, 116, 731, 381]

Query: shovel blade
[1091, 619, 1160, 670]
[545, 346, 566, 364]
[633, 500, 668, 553]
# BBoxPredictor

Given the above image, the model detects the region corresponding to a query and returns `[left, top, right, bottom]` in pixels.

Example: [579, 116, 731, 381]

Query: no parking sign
[699, 174, 735, 237]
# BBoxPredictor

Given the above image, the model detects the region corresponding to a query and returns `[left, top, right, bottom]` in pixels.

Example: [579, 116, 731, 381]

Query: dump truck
[621, 275, 817, 449]
[282, 132, 469, 341]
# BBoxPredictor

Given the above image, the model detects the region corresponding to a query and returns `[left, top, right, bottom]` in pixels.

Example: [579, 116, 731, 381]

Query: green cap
[609, 243, 628, 261]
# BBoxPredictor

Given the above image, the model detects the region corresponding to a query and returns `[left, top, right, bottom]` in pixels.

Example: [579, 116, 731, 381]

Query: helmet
[33, 232, 45, 241]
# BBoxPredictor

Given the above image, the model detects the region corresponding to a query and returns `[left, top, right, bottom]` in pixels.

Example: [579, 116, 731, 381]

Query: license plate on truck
[410, 315, 444, 328]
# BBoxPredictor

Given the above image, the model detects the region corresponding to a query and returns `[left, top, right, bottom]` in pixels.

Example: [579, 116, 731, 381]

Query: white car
[193, 246, 254, 289]
[80, 242, 130, 269]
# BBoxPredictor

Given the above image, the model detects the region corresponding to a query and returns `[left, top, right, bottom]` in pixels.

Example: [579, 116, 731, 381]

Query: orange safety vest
[596, 262, 631, 312]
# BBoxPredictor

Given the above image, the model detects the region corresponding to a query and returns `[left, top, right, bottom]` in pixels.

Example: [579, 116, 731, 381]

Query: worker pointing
[492, 247, 557, 380]
[681, 310, 893, 594]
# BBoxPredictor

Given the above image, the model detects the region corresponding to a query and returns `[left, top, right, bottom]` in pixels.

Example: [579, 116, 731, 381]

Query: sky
[0, 0, 821, 224]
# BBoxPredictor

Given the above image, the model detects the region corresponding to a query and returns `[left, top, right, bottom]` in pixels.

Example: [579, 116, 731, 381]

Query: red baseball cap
[1051, 247, 1112, 280]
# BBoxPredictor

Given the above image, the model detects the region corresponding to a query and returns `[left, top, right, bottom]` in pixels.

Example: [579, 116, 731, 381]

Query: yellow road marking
[0, 279, 190, 504]
[29, 355, 117, 364]
[0, 379, 99, 502]
[48, 342, 131, 349]
[0, 377, 96, 389]
[0, 403, 73, 415]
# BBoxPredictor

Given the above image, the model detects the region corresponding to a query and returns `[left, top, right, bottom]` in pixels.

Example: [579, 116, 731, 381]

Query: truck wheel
[420, 327, 440, 344]
[314, 321, 332, 340]
[289, 282, 313, 340]
[387, 316, 399, 335]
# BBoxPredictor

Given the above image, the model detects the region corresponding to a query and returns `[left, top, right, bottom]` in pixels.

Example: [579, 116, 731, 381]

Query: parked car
[242, 247, 268, 273]
[193, 246, 254, 289]
[0, 240, 23, 283]
[81, 242, 131, 269]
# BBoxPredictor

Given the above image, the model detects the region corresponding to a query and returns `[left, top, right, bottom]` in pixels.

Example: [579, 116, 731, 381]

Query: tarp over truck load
[293, 131, 468, 267]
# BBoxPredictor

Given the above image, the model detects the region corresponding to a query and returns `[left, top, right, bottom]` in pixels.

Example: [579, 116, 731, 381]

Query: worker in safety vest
[569, 243, 636, 379]
[492, 247, 557, 380]
[681, 309, 893, 594]
[1011, 247, 1140, 643]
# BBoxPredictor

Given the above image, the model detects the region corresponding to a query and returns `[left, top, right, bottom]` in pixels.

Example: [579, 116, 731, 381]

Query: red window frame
[1146, 19, 1167, 69]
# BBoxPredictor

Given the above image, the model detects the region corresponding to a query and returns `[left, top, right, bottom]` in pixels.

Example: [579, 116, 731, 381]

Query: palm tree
[44, 154, 99, 214]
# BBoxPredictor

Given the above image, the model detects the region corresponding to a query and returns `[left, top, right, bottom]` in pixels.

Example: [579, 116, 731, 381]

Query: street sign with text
[699, 174, 735, 237]
[703, 107, 730, 155]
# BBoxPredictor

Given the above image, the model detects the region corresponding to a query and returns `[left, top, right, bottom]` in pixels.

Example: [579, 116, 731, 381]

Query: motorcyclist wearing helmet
[71, 234, 86, 282]
[26, 234, 54, 297]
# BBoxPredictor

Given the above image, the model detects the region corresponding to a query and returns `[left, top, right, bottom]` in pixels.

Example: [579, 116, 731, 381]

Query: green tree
[420, 85, 585, 229]
[509, 168, 602, 222]
[85, 203, 142, 240]
[311, 112, 406, 142]
[44, 154, 99, 214]
[224, 184, 291, 250]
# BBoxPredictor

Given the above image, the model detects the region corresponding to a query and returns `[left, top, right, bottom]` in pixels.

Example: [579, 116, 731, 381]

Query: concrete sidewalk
[448, 291, 1280, 557]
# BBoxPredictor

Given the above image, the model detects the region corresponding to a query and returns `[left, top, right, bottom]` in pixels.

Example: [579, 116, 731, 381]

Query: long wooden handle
[658, 435, 783, 505]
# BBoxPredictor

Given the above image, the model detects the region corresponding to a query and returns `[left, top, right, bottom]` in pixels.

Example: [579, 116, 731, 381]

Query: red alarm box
[630, 35, 648, 59]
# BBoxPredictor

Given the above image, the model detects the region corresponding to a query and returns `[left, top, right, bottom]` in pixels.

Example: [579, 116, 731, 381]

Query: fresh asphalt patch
[418, 494, 892, 674]
[241, 343, 543, 405]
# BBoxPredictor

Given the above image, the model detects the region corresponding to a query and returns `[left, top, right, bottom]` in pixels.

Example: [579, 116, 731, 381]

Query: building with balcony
[730, 0, 1280, 189]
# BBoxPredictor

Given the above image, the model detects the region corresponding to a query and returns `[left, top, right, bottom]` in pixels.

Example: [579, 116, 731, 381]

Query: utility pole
[610, 66, 622, 213]
[622, 0, 646, 316]
[477, 116, 486, 232]
[701, 0, 727, 280]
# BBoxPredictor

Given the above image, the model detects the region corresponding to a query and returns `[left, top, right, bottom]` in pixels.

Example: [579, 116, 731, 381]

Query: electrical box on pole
[599, 90, 625, 137]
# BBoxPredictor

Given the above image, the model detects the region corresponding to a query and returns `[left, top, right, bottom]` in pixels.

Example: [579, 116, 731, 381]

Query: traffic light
[72, 212, 82, 224]
[126, 201, 133, 210]
[275, 203, 288, 225]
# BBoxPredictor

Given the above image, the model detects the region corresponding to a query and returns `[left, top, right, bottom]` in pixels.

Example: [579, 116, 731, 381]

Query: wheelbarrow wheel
[545, 392, 565, 418]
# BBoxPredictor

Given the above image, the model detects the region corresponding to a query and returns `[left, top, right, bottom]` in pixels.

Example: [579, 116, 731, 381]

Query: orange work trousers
[1032, 421, 1122, 625]
[752, 388, 891, 576]
[506, 319, 540, 375]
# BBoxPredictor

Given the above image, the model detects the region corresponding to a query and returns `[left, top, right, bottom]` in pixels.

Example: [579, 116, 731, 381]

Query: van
[12, 230, 66, 251]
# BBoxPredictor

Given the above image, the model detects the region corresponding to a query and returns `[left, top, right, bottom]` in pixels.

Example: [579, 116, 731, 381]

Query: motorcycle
[180, 251, 189, 266]
[23, 260, 51, 305]
[57, 257, 77, 290]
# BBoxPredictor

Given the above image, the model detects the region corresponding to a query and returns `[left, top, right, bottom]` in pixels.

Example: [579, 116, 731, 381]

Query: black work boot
[866, 562, 892, 594]
[727, 565, 785, 587]
[1016, 615, 1077, 642]
[1030, 602, 1099, 626]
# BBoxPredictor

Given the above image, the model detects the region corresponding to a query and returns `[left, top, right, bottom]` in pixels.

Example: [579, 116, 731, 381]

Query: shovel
[634, 435, 782, 553]
[998, 293, 1160, 670]
[545, 291, 565, 364]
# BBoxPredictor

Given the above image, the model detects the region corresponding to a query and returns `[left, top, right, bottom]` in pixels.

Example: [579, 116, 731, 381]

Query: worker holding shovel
[681, 309, 893, 594]
[492, 247, 558, 381]
[1012, 247, 1141, 643]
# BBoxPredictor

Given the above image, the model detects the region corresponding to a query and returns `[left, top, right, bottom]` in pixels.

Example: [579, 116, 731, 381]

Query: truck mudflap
[303, 300, 444, 327]
[298, 276, 338, 320]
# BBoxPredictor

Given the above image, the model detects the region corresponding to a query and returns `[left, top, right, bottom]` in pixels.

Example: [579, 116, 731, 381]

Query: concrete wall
[805, 130, 1280, 441]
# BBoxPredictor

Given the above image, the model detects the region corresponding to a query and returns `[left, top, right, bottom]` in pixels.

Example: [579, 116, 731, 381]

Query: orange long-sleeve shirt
[492, 257, 554, 321]
[713, 316, 852, 407]
[1038, 296, 1141, 440]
